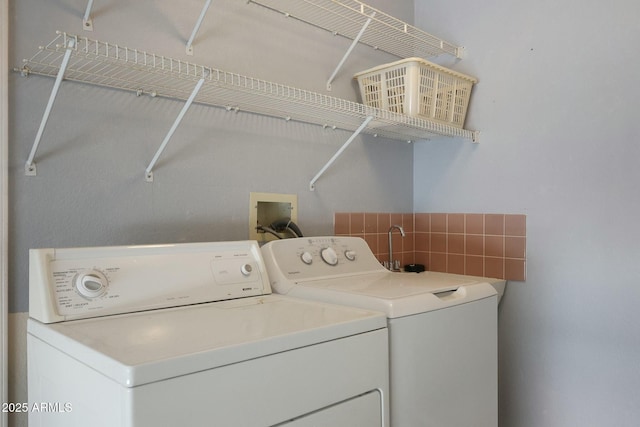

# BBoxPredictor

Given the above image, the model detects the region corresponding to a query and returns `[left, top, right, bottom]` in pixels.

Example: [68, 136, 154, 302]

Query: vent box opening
[249, 192, 298, 243]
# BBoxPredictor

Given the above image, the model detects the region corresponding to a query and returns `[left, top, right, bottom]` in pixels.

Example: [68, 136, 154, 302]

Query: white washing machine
[261, 236, 502, 427]
[27, 240, 390, 427]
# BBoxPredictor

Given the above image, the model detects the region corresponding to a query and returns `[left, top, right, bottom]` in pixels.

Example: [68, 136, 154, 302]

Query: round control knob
[320, 247, 338, 266]
[300, 251, 313, 265]
[344, 250, 357, 261]
[75, 271, 108, 299]
[241, 263, 253, 276]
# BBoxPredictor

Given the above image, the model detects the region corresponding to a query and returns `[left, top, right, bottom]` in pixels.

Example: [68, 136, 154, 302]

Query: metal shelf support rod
[25, 38, 75, 176]
[309, 115, 373, 191]
[145, 77, 206, 182]
[186, 0, 212, 55]
[326, 12, 375, 91]
[83, 0, 94, 31]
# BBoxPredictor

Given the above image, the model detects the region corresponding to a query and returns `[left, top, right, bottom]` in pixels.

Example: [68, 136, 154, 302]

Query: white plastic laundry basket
[354, 58, 477, 128]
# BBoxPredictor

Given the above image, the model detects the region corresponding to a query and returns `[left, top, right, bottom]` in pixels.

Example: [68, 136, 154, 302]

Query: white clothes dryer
[261, 236, 502, 427]
[27, 240, 390, 427]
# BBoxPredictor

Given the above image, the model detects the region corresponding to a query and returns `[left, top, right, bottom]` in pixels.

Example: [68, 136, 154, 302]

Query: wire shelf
[248, 0, 461, 59]
[20, 32, 476, 144]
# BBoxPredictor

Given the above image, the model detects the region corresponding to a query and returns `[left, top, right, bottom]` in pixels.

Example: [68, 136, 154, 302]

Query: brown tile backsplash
[334, 212, 527, 281]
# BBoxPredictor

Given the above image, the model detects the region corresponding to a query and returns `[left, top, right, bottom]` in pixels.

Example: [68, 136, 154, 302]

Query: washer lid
[288, 271, 497, 318]
[27, 295, 386, 387]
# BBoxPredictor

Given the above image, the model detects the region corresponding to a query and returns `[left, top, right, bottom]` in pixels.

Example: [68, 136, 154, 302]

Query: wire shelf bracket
[145, 76, 206, 182]
[326, 11, 374, 91]
[186, 0, 212, 56]
[83, 0, 94, 31]
[309, 115, 373, 191]
[24, 38, 75, 176]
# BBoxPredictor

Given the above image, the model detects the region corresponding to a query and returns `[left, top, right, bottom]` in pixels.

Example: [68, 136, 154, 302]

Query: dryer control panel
[29, 241, 270, 323]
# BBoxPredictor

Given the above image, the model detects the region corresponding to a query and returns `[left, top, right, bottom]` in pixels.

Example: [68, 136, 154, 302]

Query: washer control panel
[29, 241, 270, 323]
[261, 236, 387, 283]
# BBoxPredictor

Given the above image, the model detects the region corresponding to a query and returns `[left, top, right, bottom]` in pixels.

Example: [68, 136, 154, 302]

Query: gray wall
[8, 0, 415, 313]
[414, 0, 640, 426]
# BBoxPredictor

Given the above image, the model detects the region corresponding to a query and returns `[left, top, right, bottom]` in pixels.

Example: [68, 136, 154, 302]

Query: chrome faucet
[388, 224, 405, 271]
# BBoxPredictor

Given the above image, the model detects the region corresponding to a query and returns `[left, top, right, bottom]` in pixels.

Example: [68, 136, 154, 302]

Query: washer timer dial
[320, 247, 339, 266]
[75, 270, 108, 299]
[300, 251, 314, 265]
[240, 263, 253, 276]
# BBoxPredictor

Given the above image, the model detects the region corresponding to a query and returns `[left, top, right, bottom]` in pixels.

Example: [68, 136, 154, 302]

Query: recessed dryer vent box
[249, 192, 298, 244]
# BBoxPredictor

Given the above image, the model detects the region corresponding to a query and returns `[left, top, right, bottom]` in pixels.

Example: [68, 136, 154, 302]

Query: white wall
[414, 0, 640, 426]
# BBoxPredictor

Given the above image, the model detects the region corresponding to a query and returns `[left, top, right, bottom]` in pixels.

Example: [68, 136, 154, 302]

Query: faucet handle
[393, 260, 401, 271]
